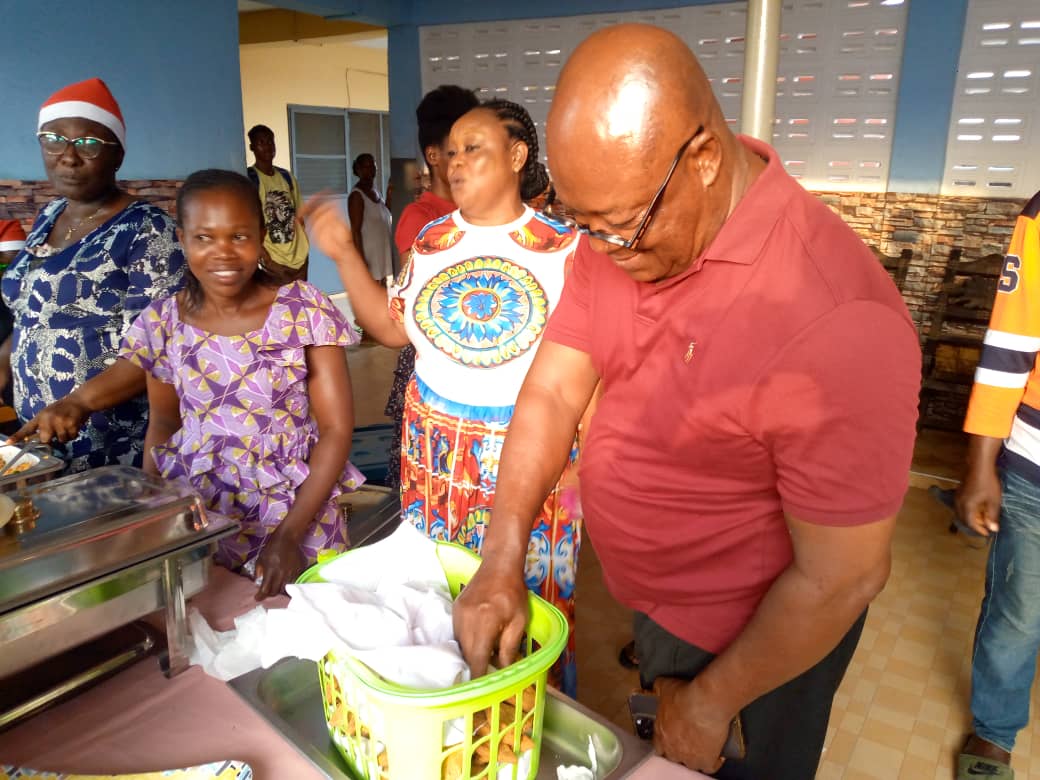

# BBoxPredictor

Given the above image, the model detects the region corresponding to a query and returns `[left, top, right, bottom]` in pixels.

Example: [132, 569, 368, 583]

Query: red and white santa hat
[38, 78, 126, 149]
[0, 221, 27, 253]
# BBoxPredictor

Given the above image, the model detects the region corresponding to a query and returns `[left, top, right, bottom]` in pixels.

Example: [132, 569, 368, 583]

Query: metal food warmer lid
[0, 465, 234, 613]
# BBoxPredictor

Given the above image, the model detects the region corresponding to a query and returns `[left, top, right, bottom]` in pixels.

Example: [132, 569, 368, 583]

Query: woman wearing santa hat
[0, 78, 185, 471]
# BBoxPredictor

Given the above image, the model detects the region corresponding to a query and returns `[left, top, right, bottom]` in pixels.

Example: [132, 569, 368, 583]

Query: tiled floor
[348, 345, 1034, 779]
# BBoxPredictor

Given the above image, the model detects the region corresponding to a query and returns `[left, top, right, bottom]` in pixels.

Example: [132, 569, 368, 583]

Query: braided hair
[175, 168, 279, 313]
[481, 99, 550, 201]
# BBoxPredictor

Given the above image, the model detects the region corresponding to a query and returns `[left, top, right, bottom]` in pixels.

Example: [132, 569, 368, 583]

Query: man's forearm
[481, 384, 582, 568]
[690, 561, 881, 721]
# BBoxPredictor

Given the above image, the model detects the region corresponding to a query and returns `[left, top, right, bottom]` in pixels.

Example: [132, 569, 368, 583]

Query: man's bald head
[549, 24, 722, 160]
[546, 24, 749, 281]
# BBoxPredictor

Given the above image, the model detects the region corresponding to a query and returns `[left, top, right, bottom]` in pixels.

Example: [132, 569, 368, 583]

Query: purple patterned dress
[120, 281, 365, 573]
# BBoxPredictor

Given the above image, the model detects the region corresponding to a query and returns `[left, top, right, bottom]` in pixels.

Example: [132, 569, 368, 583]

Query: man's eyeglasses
[36, 131, 120, 160]
[543, 125, 704, 251]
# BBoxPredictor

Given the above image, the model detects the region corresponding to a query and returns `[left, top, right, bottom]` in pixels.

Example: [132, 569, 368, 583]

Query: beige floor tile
[825, 729, 860, 766]
[848, 737, 905, 777]
[869, 706, 915, 733]
[898, 754, 937, 780]
[839, 710, 866, 735]
[907, 733, 942, 763]
[913, 721, 947, 744]
[860, 717, 912, 752]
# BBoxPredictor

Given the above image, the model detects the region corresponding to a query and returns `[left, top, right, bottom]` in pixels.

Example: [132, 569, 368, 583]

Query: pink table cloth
[628, 757, 711, 779]
[0, 566, 707, 779]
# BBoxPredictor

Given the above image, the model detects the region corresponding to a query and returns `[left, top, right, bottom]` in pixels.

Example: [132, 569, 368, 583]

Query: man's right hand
[453, 559, 530, 679]
[8, 396, 91, 445]
[956, 464, 1002, 536]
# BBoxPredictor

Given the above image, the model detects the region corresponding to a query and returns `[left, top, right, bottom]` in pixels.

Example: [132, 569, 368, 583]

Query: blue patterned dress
[1, 199, 185, 471]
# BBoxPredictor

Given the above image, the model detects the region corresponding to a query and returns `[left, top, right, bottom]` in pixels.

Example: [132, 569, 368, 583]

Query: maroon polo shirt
[544, 136, 921, 653]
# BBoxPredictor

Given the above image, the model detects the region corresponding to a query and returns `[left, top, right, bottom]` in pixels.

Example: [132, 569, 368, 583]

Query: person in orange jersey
[956, 190, 1040, 780]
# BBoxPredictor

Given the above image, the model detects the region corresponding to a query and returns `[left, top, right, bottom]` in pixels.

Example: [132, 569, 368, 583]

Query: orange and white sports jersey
[964, 191, 1040, 477]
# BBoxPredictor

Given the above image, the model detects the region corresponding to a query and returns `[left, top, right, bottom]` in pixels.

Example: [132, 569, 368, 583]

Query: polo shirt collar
[678, 135, 797, 280]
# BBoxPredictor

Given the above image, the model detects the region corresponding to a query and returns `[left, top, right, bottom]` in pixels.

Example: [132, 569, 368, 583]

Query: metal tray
[0, 544, 215, 679]
[339, 484, 400, 550]
[230, 658, 652, 779]
[0, 466, 229, 613]
[0, 443, 65, 493]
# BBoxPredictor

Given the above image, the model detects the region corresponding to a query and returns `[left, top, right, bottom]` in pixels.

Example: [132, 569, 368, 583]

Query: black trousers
[634, 610, 866, 780]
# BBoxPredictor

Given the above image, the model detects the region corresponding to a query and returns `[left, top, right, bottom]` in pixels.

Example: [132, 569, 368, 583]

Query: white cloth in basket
[190, 524, 470, 689]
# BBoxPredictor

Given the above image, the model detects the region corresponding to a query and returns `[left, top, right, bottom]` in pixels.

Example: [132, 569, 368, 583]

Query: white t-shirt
[389, 206, 578, 410]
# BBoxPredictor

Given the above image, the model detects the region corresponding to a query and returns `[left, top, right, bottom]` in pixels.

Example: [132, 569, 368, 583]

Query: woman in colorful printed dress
[2, 78, 184, 471]
[304, 100, 583, 695]
[120, 170, 364, 599]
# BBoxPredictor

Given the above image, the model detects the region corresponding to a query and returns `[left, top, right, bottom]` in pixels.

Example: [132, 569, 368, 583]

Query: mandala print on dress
[413, 256, 548, 368]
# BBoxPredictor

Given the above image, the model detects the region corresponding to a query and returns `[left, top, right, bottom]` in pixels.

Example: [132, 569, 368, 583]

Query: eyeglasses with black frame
[542, 125, 704, 250]
[36, 131, 120, 161]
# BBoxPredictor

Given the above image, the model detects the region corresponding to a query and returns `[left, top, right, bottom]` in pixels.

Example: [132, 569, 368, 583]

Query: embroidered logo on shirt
[683, 340, 697, 364]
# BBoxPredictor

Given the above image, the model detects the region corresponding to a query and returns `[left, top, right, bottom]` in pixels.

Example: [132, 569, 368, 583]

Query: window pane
[294, 112, 346, 156]
[348, 111, 383, 188]
[295, 157, 348, 197]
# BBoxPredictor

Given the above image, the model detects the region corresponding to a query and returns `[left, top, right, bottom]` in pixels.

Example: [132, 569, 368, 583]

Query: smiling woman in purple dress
[119, 170, 365, 599]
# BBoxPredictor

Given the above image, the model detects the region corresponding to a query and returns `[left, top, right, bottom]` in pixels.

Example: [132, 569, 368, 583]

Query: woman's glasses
[542, 125, 705, 250]
[36, 131, 120, 160]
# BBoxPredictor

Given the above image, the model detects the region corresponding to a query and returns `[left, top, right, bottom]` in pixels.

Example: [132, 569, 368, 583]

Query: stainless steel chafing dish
[0, 465, 236, 681]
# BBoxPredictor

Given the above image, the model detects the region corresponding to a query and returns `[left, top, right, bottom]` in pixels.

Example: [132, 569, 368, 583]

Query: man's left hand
[652, 676, 730, 774]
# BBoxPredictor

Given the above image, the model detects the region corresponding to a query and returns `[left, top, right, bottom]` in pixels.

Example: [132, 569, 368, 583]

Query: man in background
[247, 124, 308, 280]
[956, 190, 1040, 780]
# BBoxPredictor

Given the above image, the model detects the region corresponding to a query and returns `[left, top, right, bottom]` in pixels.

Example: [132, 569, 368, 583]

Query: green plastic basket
[297, 541, 569, 780]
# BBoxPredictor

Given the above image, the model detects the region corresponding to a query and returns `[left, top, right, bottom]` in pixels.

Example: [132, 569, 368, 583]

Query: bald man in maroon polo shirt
[454, 24, 921, 780]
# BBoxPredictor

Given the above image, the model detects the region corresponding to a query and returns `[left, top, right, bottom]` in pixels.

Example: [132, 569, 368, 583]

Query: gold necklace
[63, 204, 106, 242]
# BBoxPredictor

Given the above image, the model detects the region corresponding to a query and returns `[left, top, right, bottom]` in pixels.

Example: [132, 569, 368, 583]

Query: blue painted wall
[388, 24, 423, 159]
[0, 0, 245, 181]
[888, 0, 970, 194]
